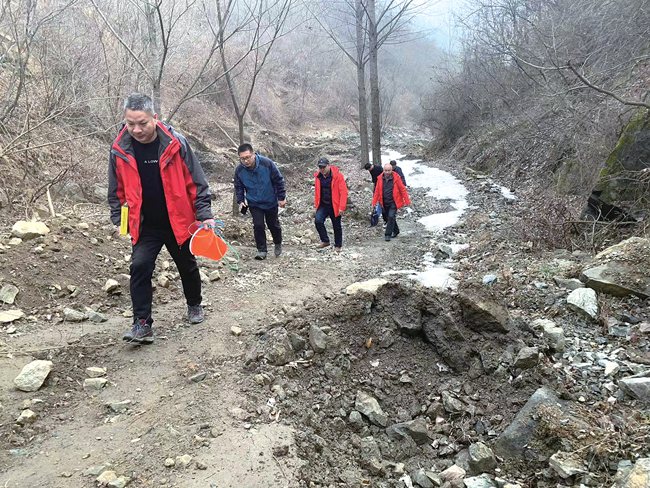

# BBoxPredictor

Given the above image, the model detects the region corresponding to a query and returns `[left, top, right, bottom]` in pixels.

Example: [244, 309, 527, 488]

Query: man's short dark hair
[390, 160, 397, 166]
[363, 162, 371, 170]
[123, 93, 155, 114]
[238, 143, 254, 154]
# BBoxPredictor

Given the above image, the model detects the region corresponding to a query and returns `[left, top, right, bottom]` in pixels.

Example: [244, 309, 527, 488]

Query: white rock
[567, 288, 598, 320]
[84, 378, 108, 390]
[0, 284, 19, 304]
[175, 454, 192, 468]
[16, 409, 37, 425]
[11, 220, 50, 240]
[230, 326, 242, 336]
[0, 309, 24, 323]
[96, 470, 118, 484]
[345, 278, 388, 296]
[14, 360, 53, 392]
[86, 367, 107, 378]
[103, 279, 120, 293]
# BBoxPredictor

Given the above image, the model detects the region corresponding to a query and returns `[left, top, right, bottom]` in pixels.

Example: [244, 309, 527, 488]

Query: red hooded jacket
[372, 172, 410, 209]
[314, 165, 348, 217]
[108, 122, 212, 245]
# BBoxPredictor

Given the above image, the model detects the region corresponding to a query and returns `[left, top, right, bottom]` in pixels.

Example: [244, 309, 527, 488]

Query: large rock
[581, 237, 650, 298]
[346, 278, 388, 296]
[386, 417, 431, 445]
[0, 284, 19, 304]
[0, 309, 24, 323]
[308, 324, 328, 353]
[355, 391, 388, 427]
[11, 220, 50, 240]
[619, 375, 650, 403]
[14, 360, 53, 392]
[494, 387, 564, 460]
[613, 458, 650, 488]
[532, 318, 566, 352]
[468, 442, 497, 474]
[566, 288, 598, 320]
[458, 294, 509, 333]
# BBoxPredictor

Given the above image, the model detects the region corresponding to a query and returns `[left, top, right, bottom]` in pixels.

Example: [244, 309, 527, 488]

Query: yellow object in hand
[119, 204, 129, 236]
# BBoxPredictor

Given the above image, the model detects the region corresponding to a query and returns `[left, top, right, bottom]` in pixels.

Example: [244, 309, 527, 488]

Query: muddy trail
[1, 135, 649, 488]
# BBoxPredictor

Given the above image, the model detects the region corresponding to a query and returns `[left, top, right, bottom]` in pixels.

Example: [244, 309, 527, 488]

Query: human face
[318, 164, 330, 176]
[238, 150, 256, 168]
[383, 164, 393, 177]
[124, 109, 158, 143]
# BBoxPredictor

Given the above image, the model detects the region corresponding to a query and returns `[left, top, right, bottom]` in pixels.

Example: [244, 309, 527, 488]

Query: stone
[482, 274, 498, 285]
[288, 332, 306, 352]
[549, 451, 588, 478]
[614, 457, 650, 488]
[439, 464, 465, 482]
[175, 454, 192, 468]
[309, 324, 328, 353]
[553, 277, 584, 290]
[16, 409, 37, 425]
[11, 220, 50, 240]
[468, 442, 497, 474]
[103, 279, 120, 294]
[63, 307, 87, 322]
[0, 284, 19, 304]
[84, 378, 108, 390]
[441, 391, 465, 414]
[513, 347, 539, 369]
[532, 319, 566, 352]
[345, 278, 388, 296]
[108, 477, 131, 488]
[108, 400, 132, 413]
[0, 309, 24, 323]
[355, 391, 388, 427]
[348, 410, 365, 431]
[581, 237, 650, 298]
[386, 417, 431, 445]
[494, 387, 564, 460]
[359, 436, 383, 475]
[411, 468, 433, 488]
[189, 372, 207, 383]
[86, 367, 107, 378]
[14, 360, 53, 392]
[96, 470, 118, 484]
[464, 474, 498, 488]
[164, 458, 175, 467]
[230, 326, 242, 336]
[619, 376, 650, 403]
[567, 288, 598, 320]
[209, 270, 221, 281]
[157, 274, 171, 288]
[458, 294, 509, 333]
[87, 309, 108, 323]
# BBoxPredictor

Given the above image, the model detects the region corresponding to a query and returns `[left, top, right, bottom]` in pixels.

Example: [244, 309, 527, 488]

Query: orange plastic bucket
[189, 228, 228, 261]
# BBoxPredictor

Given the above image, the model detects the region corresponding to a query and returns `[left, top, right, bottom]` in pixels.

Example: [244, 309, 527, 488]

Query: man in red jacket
[372, 163, 410, 241]
[108, 93, 214, 344]
[313, 157, 348, 252]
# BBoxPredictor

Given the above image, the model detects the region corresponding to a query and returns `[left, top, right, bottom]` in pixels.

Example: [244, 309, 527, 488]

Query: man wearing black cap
[313, 157, 348, 252]
[390, 160, 407, 187]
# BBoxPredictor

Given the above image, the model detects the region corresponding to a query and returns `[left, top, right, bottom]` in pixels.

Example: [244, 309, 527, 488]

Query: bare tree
[217, 0, 293, 144]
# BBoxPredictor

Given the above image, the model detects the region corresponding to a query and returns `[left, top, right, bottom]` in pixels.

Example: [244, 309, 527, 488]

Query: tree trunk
[367, 0, 381, 167]
[355, 0, 370, 168]
[144, 2, 161, 115]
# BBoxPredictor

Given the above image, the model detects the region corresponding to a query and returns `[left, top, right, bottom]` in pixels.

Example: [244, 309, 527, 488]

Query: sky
[414, 0, 464, 50]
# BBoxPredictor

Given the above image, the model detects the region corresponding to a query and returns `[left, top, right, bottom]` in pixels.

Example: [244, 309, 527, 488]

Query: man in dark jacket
[373, 163, 410, 241]
[234, 143, 286, 260]
[390, 160, 407, 187]
[314, 157, 348, 252]
[108, 93, 214, 344]
[364, 162, 383, 190]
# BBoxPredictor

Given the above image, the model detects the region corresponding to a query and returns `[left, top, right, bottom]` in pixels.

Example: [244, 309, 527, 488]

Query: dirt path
[0, 184, 430, 488]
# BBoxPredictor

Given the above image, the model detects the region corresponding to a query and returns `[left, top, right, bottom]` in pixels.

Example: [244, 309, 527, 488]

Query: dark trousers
[315, 205, 343, 248]
[249, 206, 282, 252]
[382, 204, 399, 237]
[130, 225, 201, 323]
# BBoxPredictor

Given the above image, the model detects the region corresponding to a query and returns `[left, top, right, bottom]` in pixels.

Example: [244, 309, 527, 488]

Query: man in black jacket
[364, 162, 383, 190]
[390, 160, 407, 187]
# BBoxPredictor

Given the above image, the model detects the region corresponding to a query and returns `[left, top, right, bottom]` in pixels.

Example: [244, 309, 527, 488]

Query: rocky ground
[0, 130, 648, 488]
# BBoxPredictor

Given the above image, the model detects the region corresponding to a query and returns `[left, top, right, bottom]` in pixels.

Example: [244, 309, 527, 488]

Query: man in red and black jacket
[314, 157, 348, 252]
[108, 93, 214, 344]
[372, 163, 410, 241]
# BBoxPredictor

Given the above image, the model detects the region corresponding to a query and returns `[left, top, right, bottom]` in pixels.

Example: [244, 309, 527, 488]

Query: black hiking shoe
[274, 243, 282, 257]
[384, 235, 391, 241]
[123, 319, 154, 344]
[392, 230, 400, 238]
[255, 251, 267, 260]
[187, 304, 205, 324]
